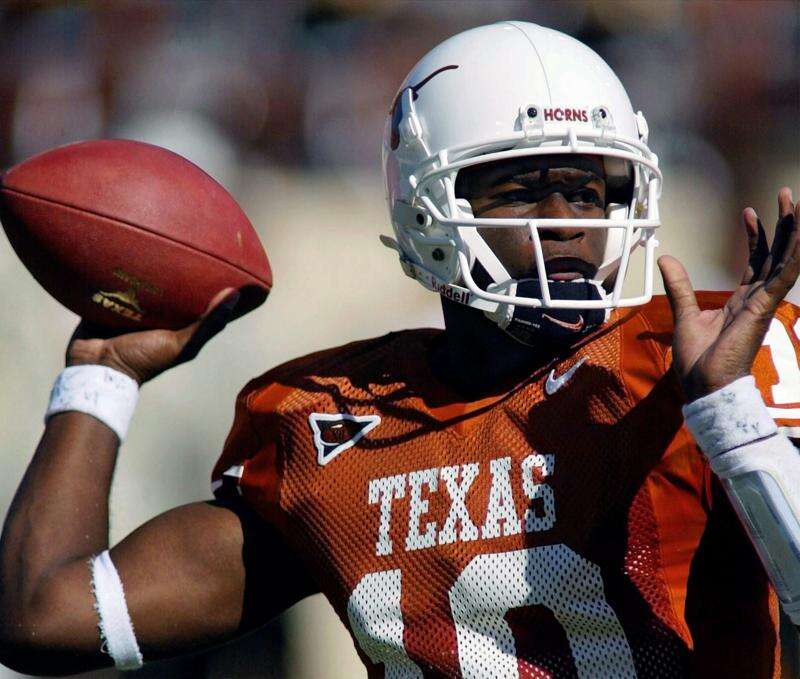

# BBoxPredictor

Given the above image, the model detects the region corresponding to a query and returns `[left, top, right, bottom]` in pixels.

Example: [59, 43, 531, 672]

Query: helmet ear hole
[424, 243, 458, 281]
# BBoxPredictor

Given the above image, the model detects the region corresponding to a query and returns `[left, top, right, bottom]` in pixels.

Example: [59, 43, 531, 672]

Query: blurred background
[0, 0, 797, 677]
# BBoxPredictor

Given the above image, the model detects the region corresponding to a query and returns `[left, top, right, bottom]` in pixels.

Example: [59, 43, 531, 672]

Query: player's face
[457, 155, 607, 281]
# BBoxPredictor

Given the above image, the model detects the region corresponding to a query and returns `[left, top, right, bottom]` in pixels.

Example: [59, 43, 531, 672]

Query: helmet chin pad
[490, 278, 608, 346]
[470, 262, 608, 346]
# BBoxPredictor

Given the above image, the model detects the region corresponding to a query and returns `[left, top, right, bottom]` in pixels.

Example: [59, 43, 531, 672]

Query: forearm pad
[683, 376, 800, 624]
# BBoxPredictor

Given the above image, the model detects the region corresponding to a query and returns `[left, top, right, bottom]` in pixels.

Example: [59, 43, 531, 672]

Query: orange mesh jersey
[213, 293, 800, 678]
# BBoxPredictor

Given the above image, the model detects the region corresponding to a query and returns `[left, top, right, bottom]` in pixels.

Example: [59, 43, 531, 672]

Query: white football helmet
[381, 21, 661, 326]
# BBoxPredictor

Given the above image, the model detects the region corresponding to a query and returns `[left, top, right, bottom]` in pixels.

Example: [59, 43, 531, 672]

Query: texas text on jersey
[212, 294, 800, 678]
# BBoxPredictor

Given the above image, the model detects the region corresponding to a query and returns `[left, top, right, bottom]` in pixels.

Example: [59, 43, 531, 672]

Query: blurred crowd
[0, 1, 798, 678]
[1, 1, 797, 200]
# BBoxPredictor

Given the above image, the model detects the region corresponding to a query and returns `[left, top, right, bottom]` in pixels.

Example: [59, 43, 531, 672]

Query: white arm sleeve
[683, 376, 800, 624]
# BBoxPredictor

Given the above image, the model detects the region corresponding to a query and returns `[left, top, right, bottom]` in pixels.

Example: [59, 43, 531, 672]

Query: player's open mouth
[539, 257, 598, 282]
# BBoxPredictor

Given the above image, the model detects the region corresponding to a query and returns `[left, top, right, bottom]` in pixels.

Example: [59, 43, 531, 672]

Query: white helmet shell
[382, 21, 661, 316]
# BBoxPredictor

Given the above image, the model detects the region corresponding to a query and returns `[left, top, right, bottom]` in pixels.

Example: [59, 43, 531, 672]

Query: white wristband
[45, 365, 139, 442]
[91, 550, 144, 670]
[682, 375, 777, 458]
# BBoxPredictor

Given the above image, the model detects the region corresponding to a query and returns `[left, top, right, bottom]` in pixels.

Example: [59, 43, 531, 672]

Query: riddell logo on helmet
[543, 108, 588, 122]
[429, 276, 470, 304]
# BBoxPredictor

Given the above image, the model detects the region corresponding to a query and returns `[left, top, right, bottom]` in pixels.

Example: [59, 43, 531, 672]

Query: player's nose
[532, 193, 584, 241]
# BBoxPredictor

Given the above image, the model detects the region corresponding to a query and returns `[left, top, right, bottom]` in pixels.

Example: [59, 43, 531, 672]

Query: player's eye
[496, 189, 537, 204]
[568, 188, 604, 208]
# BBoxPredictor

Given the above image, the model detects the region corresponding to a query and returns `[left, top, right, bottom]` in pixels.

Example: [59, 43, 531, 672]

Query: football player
[1, 21, 799, 679]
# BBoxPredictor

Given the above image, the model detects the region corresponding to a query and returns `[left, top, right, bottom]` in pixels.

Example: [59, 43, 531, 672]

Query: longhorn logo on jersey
[309, 413, 381, 466]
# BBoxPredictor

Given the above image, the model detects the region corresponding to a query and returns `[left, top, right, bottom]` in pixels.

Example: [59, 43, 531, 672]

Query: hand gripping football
[0, 139, 272, 329]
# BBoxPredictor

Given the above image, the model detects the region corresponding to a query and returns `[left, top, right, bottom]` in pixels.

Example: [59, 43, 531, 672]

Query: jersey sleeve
[211, 379, 286, 526]
[752, 301, 800, 441]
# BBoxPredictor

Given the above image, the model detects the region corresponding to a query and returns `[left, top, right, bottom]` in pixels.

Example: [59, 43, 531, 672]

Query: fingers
[741, 207, 769, 285]
[658, 255, 699, 321]
[769, 189, 797, 276]
[767, 188, 798, 281]
[173, 288, 241, 366]
[763, 223, 800, 299]
[778, 186, 793, 218]
[740, 188, 796, 290]
[743, 189, 799, 316]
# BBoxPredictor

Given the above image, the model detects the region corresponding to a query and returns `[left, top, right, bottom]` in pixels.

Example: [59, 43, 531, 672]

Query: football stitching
[0, 186, 271, 286]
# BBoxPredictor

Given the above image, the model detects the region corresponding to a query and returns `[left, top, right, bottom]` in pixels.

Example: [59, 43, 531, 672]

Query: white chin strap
[484, 279, 518, 329]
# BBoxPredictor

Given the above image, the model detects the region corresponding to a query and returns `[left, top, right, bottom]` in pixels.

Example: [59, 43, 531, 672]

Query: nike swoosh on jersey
[542, 313, 585, 332]
[545, 357, 588, 396]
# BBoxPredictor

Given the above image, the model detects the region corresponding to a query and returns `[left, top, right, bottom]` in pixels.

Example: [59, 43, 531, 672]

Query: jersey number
[346, 544, 636, 678]
[764, 317, 800, 406]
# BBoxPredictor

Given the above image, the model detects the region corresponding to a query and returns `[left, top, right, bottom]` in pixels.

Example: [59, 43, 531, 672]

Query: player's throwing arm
[0, 145, 316, 674]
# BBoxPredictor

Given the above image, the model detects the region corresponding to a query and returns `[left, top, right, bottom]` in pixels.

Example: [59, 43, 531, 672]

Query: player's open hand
[659, 187, 799, 402]
[65, 288, 240, 384]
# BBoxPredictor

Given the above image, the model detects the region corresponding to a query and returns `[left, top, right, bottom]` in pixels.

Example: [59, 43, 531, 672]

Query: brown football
[0, 139, 272, 329]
